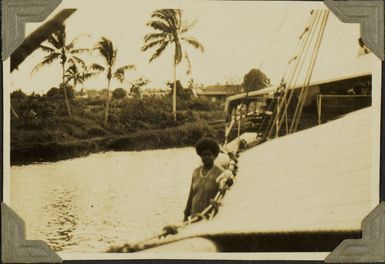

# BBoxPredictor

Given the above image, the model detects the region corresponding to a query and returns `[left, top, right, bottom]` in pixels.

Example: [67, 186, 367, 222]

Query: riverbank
[11, 121, 224, 165]
[11, 94, 226, 165]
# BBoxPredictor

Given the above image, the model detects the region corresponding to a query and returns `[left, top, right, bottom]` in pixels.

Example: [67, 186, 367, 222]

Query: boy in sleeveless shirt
[184, 137, 224, 221]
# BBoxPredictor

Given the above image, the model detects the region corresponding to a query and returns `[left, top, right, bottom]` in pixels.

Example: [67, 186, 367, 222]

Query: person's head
[196, 137, 220, 168]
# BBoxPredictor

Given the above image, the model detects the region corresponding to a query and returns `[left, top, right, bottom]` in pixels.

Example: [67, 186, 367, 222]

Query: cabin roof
[226, 54, 372, 104]
[199, 84, 242, 96]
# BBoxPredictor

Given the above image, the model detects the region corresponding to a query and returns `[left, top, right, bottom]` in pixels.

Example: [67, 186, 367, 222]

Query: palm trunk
[104, 78, 111, 126]
[11, 105, 19, 119]
[62, 62, 72, 117]
[173, 60, 177, 122]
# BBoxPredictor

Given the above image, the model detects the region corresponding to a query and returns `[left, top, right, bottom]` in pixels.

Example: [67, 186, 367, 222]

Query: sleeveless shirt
[184, 164, 224, 218]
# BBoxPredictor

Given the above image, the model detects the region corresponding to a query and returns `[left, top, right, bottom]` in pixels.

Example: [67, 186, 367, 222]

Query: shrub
[46, 86, 75, 99]
[119, 97, 176, 129]
[108, 121, 216, 151]
[112, 88, 127, 100]
[11, 89, 27, 100]
[46, 87, 60, 97]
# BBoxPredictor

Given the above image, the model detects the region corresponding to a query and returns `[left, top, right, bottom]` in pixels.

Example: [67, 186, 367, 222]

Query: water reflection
[11, 148, 199, 252]
[43, 188, 79, 251]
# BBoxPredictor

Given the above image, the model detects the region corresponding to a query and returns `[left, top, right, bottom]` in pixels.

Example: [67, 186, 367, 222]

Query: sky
[9, 0, 362, 94]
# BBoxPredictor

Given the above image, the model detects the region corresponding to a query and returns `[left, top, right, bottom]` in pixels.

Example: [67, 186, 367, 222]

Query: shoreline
[11, 122, 224, 166]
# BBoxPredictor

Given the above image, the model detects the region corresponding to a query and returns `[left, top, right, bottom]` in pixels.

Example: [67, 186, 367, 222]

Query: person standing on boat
[183, 137, 225, 222]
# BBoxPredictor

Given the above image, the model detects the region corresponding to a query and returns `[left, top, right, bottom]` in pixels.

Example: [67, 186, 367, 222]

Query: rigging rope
[225, 9, 289, 148]
[290, 10, 330, 133]
[255, 9, 315, 140]
[266, 10, 321, 138]
[108, 150, 239, 253]
[258, 10, 288, 70]
[108, 9, 329, 254]
[274, 10, 323, 135]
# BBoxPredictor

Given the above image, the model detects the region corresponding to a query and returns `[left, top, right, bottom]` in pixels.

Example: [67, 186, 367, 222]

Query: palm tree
[65, 62, 95, 89]
[33, 25, 88, 117]
[142, 9, 204, 121]
[91, 37, 135, 126]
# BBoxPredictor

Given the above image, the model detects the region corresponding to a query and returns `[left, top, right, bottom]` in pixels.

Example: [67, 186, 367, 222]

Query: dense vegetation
[11, 91, 226, 165]
[11, 10, 272, 165]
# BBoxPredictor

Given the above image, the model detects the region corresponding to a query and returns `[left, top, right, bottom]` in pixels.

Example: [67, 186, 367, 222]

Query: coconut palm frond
[111, 50, 118, 68]
[174, 40, 183, 64]
[70, 48, 91, 54]
[82, 71, 98, 80]
[68, 69, 96, 84]
[66, 63, 78, 73]
[184, 51, 192, 75]
[117, 64, 136, 72]
[144, 32, 169, 43]
[43, 51, 61, 61]
[32, 52, 61, 73]
[65, 65, 81, 85]
[113, 71, 125, 83]
[146, 20, 172, 33]
[65, 33, 90, 51]
[40, 45, 55, 53]
[78, 74, 88, 83]
[180, 19, 197, 34]
[67, 57, 76, 67]
[173, 9, 182, 29]
[142, 39, 166, 52]
[151, 9, 173, 24]
[90, 63, 105, 72]
[46, 34, 61, 49]
[152, 9, 180, 30]
[75, 77, 83, 85]
[47, 26, 65, 49]
[65, 40, 75, 51]
[71, 55, 87, 70]
[159, 9, 181, 31]
[95, 37, 115, 66]
[149, 41, 169, 62]
[182, 36, 204, 52]
[113, 64, 136, 83]
[143, 8, 203, 122]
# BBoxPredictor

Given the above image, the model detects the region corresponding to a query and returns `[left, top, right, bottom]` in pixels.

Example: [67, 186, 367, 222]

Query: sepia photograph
[3, 0, 382, 260]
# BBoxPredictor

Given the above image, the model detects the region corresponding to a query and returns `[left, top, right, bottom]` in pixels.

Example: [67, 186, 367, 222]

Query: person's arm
[183, 174, 195, 221]
[215, 166, 234, 191]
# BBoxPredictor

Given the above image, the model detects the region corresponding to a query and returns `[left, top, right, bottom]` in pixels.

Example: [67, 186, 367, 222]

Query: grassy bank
[11, 94, 226, 165]
[11, 121, 224, 165]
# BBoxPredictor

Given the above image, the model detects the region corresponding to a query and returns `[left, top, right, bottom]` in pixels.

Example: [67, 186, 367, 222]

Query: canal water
[10, 148, 200, 252]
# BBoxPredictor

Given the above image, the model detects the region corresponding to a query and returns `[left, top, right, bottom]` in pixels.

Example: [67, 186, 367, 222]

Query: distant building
[84, 89, 108, 99]
[198, 84, 243, 102]
[76, 88, 88, 99]
[141, 88, 170, 97]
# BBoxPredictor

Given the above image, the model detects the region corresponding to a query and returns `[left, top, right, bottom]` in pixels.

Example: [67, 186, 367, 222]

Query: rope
[274, 10, 322, 135]
[258, 10, 288, 69]
[108, 150, 238, 253]
[257, 10, 315, 140]
[263, 10, 318, 138]
[224, 9, 289, 148]
[290, 10, 329, 133]
[266, 10, 321, 138]
[237, 112, 242, 146]
[268, 10, 320, 137]
[108, 10, 328, 254]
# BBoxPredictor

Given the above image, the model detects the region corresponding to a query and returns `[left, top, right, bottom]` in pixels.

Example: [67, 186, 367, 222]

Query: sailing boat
[110, 9, 375, 253]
